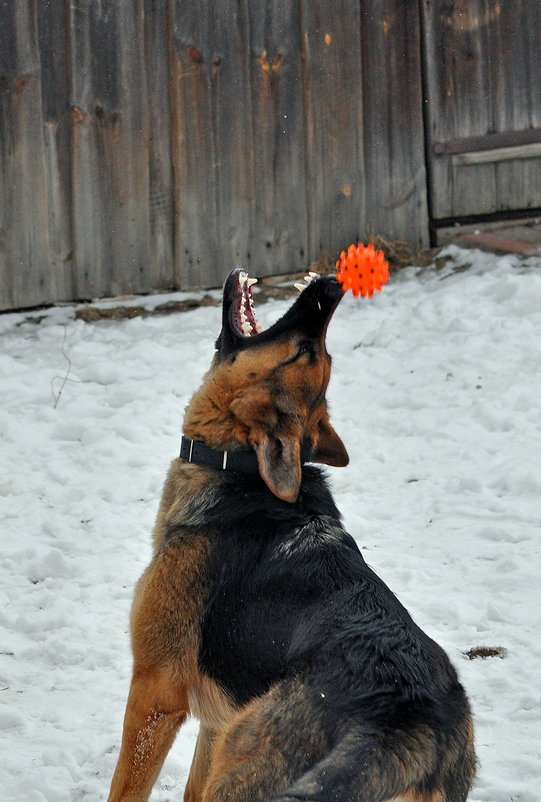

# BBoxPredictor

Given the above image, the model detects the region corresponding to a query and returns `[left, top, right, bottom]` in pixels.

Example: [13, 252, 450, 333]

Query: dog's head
[184, 268, 349, 502]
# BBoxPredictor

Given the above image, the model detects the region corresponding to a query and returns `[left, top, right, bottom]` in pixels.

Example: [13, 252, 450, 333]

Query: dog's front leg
[108, 542, 209, 801]
[107, 668, 188, 802]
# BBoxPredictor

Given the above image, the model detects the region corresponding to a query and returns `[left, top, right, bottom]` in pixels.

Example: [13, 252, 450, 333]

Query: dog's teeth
[304, 275, 314, 284]
[239, 273, 248, 286]
[294, 282, 306, 292]
[241, 320, 252, 336]
[247, 277, 258, 288]
[309, 271, 319, 279]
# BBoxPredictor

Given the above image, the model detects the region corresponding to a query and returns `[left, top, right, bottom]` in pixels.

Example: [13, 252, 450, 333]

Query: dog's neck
[155, 459, 342, 550]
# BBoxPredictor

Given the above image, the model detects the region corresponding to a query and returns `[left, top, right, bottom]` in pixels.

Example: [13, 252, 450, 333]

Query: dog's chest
[187, 672, 236, 730]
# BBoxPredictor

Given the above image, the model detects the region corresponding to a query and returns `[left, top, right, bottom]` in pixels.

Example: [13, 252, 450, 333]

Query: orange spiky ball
[335, 243, 389, 298]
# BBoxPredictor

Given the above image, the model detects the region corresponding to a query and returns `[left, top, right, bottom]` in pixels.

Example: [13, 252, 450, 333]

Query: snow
[1, 245, 540, 801]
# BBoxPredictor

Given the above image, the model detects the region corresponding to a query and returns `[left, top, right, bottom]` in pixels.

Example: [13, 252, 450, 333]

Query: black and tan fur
[108, 269, 475, 802]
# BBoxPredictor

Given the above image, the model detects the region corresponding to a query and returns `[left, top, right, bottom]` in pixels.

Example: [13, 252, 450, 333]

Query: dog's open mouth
[218, 266, 343, 356]
[229, 270, 320, 339]
[231, 271, 262, 337]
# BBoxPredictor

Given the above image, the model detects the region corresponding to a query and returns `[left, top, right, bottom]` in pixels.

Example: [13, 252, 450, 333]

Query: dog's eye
[297, 341, 314, 360]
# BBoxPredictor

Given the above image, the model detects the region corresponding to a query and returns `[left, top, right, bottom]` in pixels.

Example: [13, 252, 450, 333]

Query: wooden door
[422, 0, 541, 222]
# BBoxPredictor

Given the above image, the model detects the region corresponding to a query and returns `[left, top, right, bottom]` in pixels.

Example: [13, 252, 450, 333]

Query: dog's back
[166, 465, 475, 802]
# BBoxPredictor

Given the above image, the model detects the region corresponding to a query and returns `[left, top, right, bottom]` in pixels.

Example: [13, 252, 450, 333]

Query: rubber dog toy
[335, 243, 389, 298]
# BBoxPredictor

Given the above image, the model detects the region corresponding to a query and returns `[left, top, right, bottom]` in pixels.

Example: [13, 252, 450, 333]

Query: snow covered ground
[1, 245, 540, 801]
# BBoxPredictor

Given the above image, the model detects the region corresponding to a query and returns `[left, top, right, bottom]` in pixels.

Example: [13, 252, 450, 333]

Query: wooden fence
[0, 1, 540, 311]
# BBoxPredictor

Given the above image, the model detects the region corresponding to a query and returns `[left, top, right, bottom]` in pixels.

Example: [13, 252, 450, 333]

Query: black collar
[180, 436, 312, 474]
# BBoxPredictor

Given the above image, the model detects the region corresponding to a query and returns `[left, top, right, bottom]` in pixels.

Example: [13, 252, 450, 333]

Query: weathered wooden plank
[301, 1, 365, 262]
[247, 0, 308, 276]
[169, 2, 217, 289]
[170, 0, 254, 289]
[422, 0, 496, 218]
[423, 0, 541, 219]
[0, 0, 50, 310]
[37, 0, 74, 302]
[434, 127, 541, 156]
[489, 0, 541, 214]
[360, 0, 429, 248]
[144, 0, 174, 290]
[453, 143, 541, 167]
[69, 0, 151, 299]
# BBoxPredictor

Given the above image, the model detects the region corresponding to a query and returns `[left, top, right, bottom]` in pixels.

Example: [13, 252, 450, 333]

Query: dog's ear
[254, 432, 302, 503]
[312, 413, 349, 467]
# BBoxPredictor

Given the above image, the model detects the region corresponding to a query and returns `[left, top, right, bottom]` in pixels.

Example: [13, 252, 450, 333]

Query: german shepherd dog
[108, 269, 475, 802]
